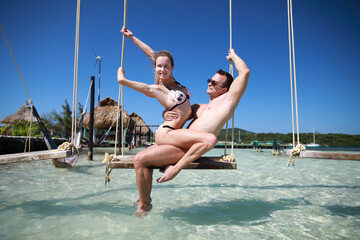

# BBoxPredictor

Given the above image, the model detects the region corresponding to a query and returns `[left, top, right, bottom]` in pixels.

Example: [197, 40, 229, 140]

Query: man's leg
[133, 144, 186, 216]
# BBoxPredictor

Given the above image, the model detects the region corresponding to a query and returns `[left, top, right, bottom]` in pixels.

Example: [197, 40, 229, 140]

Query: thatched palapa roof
[83, 97, 129, 129]
[128, 112, 150, 135]
[1, 101, 37, 125]
[83, 97, 151, 136]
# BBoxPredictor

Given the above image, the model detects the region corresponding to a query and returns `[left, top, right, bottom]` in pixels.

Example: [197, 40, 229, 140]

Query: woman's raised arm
[120, 27, 156, 62]
[117, 67, 170, 107]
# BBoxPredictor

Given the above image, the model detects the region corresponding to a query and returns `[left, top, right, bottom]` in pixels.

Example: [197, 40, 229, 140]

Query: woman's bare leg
[133, 144, 186, 216]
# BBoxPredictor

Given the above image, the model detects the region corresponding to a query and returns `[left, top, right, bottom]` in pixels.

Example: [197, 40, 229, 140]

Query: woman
[118, 27, 216, 150]
[119, 27, 217, 216]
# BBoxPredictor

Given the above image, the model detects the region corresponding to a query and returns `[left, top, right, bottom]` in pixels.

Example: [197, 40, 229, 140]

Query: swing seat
[110, 156, 237, 169]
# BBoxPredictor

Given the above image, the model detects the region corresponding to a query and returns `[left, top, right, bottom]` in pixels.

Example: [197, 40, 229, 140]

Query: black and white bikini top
[163, 81, 191, 111]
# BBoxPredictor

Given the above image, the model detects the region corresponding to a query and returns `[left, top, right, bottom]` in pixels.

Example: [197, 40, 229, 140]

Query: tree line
[1, 103, 359, 147]
[0, 100, 83, 139]
[217, 128, 360, 147]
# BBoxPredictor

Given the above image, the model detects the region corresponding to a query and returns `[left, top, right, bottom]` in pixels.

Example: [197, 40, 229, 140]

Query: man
[132, 49, 250, 216]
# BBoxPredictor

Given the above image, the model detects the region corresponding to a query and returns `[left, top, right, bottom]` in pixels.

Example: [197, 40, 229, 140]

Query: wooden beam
[286, 150, 360, 161]
[0, 150, 73, 165]
[110, 156, 237, 169]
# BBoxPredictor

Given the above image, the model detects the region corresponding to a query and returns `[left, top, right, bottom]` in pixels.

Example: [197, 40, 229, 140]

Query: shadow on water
[0, 188, 137, 217]
[154, 183, 360, 190]
[64, 163, 104, 175]
[325, 205, 360, 217]
[163, 198, 299, 226]
[1, 199, 135, 216]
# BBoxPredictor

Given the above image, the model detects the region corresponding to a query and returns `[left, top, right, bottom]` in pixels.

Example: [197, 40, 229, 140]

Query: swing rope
[104, 0, 128, 185]
[222, 0, 235, 162]
[287, 0, 305, 167]
[114, 0, 128, 157]
[71, 0, 81, 150]
[1, 24, 35, 152]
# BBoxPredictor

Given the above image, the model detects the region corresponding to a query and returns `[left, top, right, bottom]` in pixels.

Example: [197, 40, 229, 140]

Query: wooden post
[117, 111, 122, 154]
[139, 126, 142, 147]
[88, 76, 95, 160]
[134, 124, 137, 147]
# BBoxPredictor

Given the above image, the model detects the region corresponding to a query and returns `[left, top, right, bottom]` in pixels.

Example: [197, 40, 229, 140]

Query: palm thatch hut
[82, 97, 151, 145]
[1, 101, 37, 125]
[83, 97, 130, 130]
[128, 112, 151, 136]
[128, 112, 154, 146]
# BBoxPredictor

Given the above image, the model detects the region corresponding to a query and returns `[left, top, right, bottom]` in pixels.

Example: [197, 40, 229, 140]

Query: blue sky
[1, 0, 359, 134]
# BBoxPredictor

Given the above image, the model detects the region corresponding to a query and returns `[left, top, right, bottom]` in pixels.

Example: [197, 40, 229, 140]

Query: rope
[222, 0, 235, 162]
[1, 24, 36, 152]
[81, 80, 93, 116]
[103, 152, 117, 185]
[53, 142, 79, 155]
[24, 101, 34, 152]
[104, 0, 128, 184]
[71, 0, 81, 146]
[0, 24, 32, 101]
[287, 0, 305, 166]
[115, 0, 128, 156]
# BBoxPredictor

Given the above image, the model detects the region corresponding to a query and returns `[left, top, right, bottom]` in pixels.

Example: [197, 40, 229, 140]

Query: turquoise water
[1, 148, 360, 239]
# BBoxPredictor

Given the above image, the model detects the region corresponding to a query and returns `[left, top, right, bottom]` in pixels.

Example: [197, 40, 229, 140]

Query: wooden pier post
[88, 76, 95, 160]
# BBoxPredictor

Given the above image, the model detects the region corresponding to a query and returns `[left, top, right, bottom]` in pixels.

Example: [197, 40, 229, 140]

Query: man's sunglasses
[207, 79, 223, 87]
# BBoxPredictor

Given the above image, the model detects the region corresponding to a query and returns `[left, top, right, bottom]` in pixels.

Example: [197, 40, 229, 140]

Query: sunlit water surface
[1, 148, 359, 239]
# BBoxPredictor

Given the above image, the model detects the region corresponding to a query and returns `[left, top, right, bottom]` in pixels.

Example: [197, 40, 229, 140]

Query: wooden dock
[110, 156, 237, 169]
[0, 150, 73, 165]
[286, 150, 360, 161]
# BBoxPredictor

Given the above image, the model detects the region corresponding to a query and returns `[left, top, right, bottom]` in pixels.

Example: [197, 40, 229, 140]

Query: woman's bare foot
[134, 202, 152, 217]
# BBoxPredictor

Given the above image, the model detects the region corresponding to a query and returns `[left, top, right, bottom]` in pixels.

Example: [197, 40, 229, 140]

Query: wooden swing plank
[286, 150, 360, 161]
[0, 150, 73, 165]
[110, 156, 237, 169]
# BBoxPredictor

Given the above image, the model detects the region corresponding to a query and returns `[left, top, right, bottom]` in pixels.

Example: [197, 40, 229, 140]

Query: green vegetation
[10, 120, 42, 137]
[1, 100, 84, 139]
[217, 128, 360, 147]
[2, 100, 359, 148]
[41, 100, 84, 138]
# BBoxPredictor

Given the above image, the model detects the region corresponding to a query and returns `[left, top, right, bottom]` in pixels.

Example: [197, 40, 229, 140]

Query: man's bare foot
[157, 165, 178, 183]
[134, 202, 152, 217]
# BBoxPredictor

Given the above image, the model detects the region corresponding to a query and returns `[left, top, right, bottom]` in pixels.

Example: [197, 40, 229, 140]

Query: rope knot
[221, 154, 235, 162]
[53, 142, 79, 156]
[287, 144, 306, 167]
[103, 153, 118, 185]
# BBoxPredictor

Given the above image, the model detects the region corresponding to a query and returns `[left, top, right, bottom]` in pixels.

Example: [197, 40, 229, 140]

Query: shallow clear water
[1, 148, 359, 239]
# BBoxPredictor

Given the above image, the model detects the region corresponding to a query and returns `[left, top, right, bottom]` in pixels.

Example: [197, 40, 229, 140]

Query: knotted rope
[287, 0, 304, 166]
[287, 144, 305, 167]
[53, 141, 79, 155]
[102, 153, 118, 185]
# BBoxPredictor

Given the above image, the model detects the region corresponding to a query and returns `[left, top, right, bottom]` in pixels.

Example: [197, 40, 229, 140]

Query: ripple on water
[0, 148, 359, 239]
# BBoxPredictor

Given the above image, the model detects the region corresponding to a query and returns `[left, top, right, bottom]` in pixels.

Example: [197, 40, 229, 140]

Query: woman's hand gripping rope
[103, 153, 118, 186]
[287, 144, 306, 167]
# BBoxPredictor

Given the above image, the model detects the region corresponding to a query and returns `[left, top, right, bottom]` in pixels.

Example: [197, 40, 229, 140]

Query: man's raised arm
[226, 49, 250, 104]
